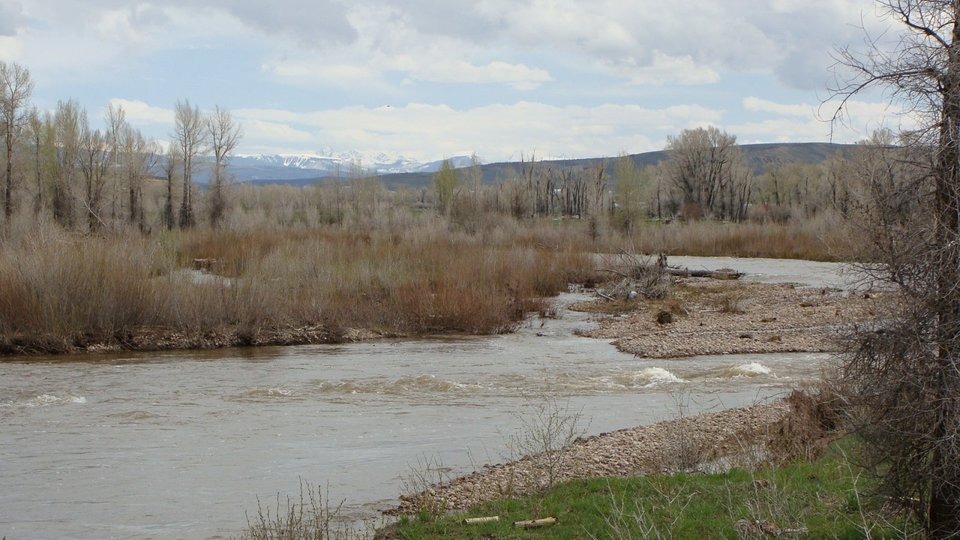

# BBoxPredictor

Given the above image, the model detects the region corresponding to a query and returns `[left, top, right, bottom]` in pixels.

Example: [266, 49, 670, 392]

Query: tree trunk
[928, 13, 960, 537]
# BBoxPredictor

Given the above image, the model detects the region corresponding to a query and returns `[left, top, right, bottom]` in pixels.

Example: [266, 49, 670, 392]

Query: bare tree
[25, 107, 48, 215]
[664, 126, 750, 221]
[52, 100, 85, 228]
[79, 126, 109, 231]
[831, 1, 960, 536]
[172, 99, 205, 229]
[0, 61, 33, 221]
[206, 106, 242, 227]
[124, 127, 157, 232]
[162, 145, 180, 230]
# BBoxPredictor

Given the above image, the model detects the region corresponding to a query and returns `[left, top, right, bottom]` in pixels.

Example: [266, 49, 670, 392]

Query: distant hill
[237, 142, 855, 189]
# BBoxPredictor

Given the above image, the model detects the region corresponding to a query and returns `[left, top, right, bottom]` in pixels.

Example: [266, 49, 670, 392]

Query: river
[0, 257, 852, 539]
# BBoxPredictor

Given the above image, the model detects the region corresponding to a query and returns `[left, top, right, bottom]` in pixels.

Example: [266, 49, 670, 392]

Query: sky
[0, 0, 916, 164]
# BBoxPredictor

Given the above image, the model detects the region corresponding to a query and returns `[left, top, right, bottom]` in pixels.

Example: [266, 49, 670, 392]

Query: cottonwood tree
[433, 159, 458, 214]
[162, 145, 180, 230]
[0, 61, 33, 222]
[665, 126, 751, 221]
[51, 100, 85, 228]
[172, 99, 205, 229]
[79, 125, 109, 231]
[831, 1, 960, 536]
[612, 154, 645, 231]
[121, 126, 157, 232]
[25, 107, 51, 215]
[206, 106, 242, 228]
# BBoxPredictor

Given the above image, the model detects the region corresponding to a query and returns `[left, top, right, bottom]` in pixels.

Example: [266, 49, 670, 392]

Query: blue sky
[0, 0, 913, 163]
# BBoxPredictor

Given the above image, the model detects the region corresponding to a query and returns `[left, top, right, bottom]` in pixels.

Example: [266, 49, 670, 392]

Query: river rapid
[0, 257, 852, 539]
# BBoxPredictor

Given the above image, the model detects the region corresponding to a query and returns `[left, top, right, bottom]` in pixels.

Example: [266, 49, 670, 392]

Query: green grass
[387, 439, 919, 539]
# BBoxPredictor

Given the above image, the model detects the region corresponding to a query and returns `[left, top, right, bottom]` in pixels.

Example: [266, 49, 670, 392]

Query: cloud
[734, 96, 921, 144]
[624, 52, 720, 86]
[0, 1, 25, 36]
[404, 60, 552, 89]
[209, 0, 357, 46]
[743, 97, 814, 117]
[231, 101, 724, 160]
[107, 99, 174, 125]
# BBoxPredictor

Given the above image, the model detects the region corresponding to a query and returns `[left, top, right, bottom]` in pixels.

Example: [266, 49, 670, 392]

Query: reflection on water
[0, 258, 849, 539]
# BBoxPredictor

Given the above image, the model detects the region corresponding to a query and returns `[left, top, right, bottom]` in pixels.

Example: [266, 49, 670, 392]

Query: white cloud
[107, 99, 174, 125]
[734, 96, 921, 144]
[743, 97, 814, 117]
[624, 52, 720, 86]
[407, 60, 552, 89]
[241, 119, 314, 143]
[232, 101, 724, 160]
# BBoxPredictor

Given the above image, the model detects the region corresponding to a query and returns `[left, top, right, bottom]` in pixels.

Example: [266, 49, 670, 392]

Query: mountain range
[204, 152, 476, 183]
[198, 142, 854, 188]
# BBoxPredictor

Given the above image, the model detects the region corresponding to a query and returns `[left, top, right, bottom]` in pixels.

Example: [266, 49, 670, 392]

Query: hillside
[238, 142, 853, 189]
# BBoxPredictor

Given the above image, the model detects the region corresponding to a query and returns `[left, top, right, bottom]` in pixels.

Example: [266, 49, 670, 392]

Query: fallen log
[666, 266, 743, 280]
[513, 517, 558, 529]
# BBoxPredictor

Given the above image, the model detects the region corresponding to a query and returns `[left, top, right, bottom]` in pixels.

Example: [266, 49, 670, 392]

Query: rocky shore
[578, 279, 884, 358]
[391, 402, 798, 515]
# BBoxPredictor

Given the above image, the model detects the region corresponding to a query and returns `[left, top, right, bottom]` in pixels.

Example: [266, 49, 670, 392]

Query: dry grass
[0, 223, 596, 355]
[621, 217, 856, 262]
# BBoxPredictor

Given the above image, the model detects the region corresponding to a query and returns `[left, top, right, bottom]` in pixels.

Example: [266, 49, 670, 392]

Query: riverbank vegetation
[385, 438, 920, 539]
[0, 222, 596, 355]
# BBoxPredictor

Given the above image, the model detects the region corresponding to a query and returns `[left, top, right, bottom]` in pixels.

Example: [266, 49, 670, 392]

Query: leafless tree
[831, 1, 960, 536]
[52, 100, 84, 228]
[25, 107, 48, 215]
[0, 61, 33, 222]
[162, 145, 180, 230]
[172, 99, 206, 229]
[206, 105, 241, 228]
[665, 126, 750, 221]
[79, 126, 109, 231]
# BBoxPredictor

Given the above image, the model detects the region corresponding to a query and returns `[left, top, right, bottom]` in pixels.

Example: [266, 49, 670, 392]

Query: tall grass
[620, 216, 856, 261]
[0, 223, 595, 354]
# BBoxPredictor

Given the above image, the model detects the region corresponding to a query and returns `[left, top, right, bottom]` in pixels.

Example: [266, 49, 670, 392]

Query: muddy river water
[0, 257, 854, 539]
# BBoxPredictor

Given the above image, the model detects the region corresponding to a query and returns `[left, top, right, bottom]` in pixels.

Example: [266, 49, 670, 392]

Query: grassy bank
[386, 438, 917, 538]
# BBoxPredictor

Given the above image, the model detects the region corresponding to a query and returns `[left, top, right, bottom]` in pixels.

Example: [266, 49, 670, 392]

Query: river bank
[389, 401, 801, 516]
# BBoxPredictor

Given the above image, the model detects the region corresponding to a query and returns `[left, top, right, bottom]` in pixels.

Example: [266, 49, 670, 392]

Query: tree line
[429, 125, 901, 234]
[0, 61, 242, 233]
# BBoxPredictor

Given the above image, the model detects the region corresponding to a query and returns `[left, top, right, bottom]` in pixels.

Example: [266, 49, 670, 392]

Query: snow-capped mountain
[220, 151, 476, 183]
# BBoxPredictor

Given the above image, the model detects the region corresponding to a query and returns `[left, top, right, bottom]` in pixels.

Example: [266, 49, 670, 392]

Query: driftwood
[665, 266, 743, 280]
[463, 516, 499, 525]
[513, 517, 558, 529]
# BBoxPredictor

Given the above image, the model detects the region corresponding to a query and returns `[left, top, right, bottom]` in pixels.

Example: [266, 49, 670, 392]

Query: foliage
[611, 154, 645, 232]
[432, 159, 459, 214]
